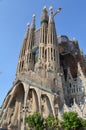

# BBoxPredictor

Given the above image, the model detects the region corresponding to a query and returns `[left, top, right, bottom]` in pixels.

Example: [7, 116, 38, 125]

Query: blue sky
[0, 0, 86, 106]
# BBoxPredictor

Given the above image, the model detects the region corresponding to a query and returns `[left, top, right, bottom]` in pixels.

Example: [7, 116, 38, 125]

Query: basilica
[0, 6, 86, 130]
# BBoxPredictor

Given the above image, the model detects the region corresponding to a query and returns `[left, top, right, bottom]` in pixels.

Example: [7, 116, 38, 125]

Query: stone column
[37, 89, 41, 114]
[17, 102, 21, 130]
[22, 83, 29, 130]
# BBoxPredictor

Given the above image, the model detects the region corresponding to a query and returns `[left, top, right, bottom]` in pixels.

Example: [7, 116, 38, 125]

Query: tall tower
[26, 15, 36, 71]
[39, 6, 48, 60]
[16, 15, 36, 76]
[36, 6, 49, 77]
[46, 7, 59, 74]
[16, 23, 30, 76]
[45, 7, 64, 108]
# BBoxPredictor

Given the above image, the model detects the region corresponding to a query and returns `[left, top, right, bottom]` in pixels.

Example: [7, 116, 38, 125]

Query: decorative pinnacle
[24, 22, 30, 38]
[31, 14, 36, 29]
[56, 7, 61, 13]
[27, 22, 30, 27]
[49, 6, 53, 13]
[53, 7, 61, 17]
[26, 22, 30, 32]
[32, 14, 36, 18]
[43, 5, 46, 10]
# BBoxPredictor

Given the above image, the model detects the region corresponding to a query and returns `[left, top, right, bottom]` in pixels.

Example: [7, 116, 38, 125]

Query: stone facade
[0, 6, 86, 130]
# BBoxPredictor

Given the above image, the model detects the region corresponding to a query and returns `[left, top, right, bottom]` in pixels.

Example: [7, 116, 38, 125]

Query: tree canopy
[26, 113, 58, 130]
[44, 115, 58, 130]
[25, 113, 44, 130]
[26, 112, 86, 130]
[61, 112, 81, 130]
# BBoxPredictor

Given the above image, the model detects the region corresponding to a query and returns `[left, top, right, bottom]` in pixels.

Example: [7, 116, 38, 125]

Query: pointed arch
[3, 82, 25, 126]
[41, 94, 53, 117]
[27, 88, 39, 113]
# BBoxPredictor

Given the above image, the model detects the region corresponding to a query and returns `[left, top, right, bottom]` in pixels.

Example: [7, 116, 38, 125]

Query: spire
[45, 6, 60, 73]
[16, 14, 36, 75]
[41, 5, 49, 25]
[40, 6, 48, 44]
[31, 14, 36, 30]
[49, 6, 54, 23]
[16, 22, 30, 76]
[37, 6, 49, 77]
[24, 22, 30, 39]
[27, 22, 30, 33]
[16, 23, 30, 75]
[23, 14, 36, 71]
[28, 14, 36, 49]
[47, 6, 57, 45]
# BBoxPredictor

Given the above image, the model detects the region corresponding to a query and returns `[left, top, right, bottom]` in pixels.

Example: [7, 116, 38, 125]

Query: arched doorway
[41, 94, 53, 117]
[27, 88, 39, 114]
[3, 83, 25, 128]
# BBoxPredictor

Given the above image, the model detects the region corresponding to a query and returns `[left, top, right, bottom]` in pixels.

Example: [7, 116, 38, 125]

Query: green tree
[25, 113, 44, 130]
[80, 118, 86, 128]
[61, 112, 81, 130]
[45, 115, 58, 130]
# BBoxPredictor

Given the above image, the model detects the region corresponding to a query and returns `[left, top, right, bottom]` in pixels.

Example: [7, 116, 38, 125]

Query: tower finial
[24, 22, 30, 38]
[43, 5, 46, 10]
[26, 22, 30, 32]
[49, 6, 53, 13]
[49, 6, 53, 11]
[41, 6, 48, 25]
[32, 14, 36, 18]
[53, 7, 61, 17]
[49, 6, 54, 23]
[31, 14, 36, 29]
[27, 22, 30, 28]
